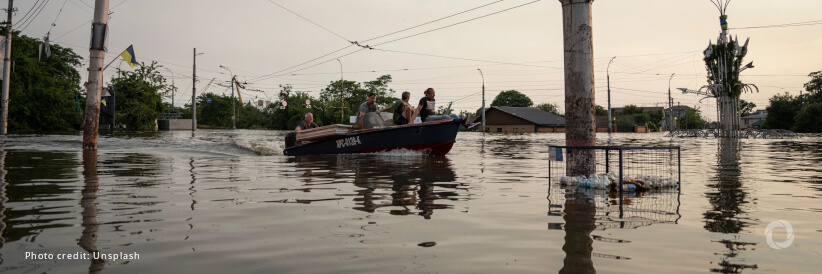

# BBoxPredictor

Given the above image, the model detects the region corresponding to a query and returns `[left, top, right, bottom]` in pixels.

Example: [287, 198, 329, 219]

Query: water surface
[0, 130, 820, 273]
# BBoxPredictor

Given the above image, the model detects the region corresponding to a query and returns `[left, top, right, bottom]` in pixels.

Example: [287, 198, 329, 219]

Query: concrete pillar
[560, 0, 596, 176]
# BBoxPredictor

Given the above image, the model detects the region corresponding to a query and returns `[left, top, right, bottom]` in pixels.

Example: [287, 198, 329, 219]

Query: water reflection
[0, 151, 77, 243]
[549, 184, 682, 272]
[705, 139, 758, 273]
[559, 188, 596, 274]
[1, 142, 7, 254]
[289, 154, 462, 219]
[80, 150, 105, 273]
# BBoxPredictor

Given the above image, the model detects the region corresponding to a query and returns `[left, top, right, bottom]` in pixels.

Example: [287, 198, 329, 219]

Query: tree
[739, 99, 756, 117]
[317, 75, 398, 125]
[195, 92, 235, 128]
[595, 105, 607, 116]
[792, 102, 822, 133]
[622, 105, 644, 115]
[647, 110, 664, 131]
[536, 103, 561, 116]
[110, 62, 173, 131]
[763, 92, 801, 130]
[804, 71, 822, 103]
[4, 30, 84, 132]
[491, 90, 533, 107]
[632, 113, 650, 126]
[680, 108, 706, 129]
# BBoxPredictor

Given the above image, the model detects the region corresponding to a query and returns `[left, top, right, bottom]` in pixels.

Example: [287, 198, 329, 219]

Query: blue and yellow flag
[120, 45, 137, 68]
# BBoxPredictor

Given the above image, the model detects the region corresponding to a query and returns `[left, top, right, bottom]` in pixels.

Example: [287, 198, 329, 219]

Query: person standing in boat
[295, 112, 319, 132]
[411, 88, 436, 123]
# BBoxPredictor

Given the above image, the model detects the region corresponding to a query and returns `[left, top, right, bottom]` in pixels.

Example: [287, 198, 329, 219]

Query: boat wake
[233, 139, 283, 156]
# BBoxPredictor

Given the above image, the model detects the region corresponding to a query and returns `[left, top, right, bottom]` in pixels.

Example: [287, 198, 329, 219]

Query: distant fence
[666, 129, 798, 139]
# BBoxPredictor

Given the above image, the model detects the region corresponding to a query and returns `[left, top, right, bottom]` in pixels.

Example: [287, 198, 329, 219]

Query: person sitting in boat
[353, 93, 383, 129]
[411, 88, 436, 122]
[358, 93, 379, 119]
[382, 91, 413, 125]
[295, 112, 318, 132]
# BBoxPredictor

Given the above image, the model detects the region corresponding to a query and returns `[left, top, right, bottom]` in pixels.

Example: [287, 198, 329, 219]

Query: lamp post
[336, 59, 344, 124]
[162, 67, 175, 112]
[192, 49, 204, 137]
[607, 56, 615, 133]
[667, 73, 675, 132]
[477, 68, 485, 135]
[219, 65, 236, 129]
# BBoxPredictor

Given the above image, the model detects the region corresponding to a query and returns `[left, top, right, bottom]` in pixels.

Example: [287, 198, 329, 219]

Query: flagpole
[102, 56, 119, 71]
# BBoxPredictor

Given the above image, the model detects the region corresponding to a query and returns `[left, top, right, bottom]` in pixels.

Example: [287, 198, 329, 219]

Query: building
[472, 106, 565, 133]
[741, 109, 767, 129]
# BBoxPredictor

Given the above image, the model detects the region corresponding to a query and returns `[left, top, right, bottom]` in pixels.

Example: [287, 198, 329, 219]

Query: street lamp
[667, 73, 675, 131]
[219, 65, 236, 130]
[739, 61, 754, 73]
[336, 59, 344, 124]
[607, 56, 616, 133]
[478, 68, 485, 135]
[161, 67, 175, 112]
[192, 49, 204, 137]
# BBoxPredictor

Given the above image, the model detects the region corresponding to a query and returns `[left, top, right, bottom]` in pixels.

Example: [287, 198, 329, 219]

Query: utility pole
[668, 73, 675, 132]
[478, 68, 485, 135]
[560, 0, 596, 176]
[336, 59, 344, 123]
[81, 0, 110, 150]
[1, 0, 13, 135]
[607, 56, 615, 133]
[231, 76, 236, 129]
[192, 48, 201, 136]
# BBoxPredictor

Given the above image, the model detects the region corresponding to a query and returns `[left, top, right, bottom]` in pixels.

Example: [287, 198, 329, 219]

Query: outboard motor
[285, 132, 297, 148]
[361, 112, 385, 129]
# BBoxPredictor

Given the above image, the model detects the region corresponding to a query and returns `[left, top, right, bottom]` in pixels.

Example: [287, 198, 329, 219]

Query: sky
[8, 0, 822, 121]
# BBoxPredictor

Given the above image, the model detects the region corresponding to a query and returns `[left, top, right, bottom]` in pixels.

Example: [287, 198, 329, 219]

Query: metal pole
[478, 68, 485, 135]
[668, 73, 675, 132]
[111, 86, 115, 132]
[231, 76, 236, 130]
[162, 67, 175, 112]
[607, 56, 615, 133]
[81, 0, 110, 150]
[560, 0, 596, 176]
[1, 0, 13, 135]
[336, 59, 343, 124]
[192, 48, 197, 136]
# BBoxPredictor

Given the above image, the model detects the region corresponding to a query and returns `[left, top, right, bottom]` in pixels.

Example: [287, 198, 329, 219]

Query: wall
[158, 119, 193, 131]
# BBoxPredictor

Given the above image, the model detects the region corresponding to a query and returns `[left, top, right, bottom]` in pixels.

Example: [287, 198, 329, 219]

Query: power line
[731, 19, 822, 30]
[265, 0, 351, 43]
[370, 0, 542, 48]
[18, 0, 50, 32]
[361, 0, 505, 43]
[248, 0, 539, 83]
[47, 0, 69, 34]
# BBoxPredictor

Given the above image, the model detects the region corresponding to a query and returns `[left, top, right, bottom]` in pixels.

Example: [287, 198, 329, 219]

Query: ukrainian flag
[120, 45, 138, 68]
[720, 18, 728, 31]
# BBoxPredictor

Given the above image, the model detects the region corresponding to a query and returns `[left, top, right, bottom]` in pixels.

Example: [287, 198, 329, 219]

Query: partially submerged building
[472, 106, 565, 133]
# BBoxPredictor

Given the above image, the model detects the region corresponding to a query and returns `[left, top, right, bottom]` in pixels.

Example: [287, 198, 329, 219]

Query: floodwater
[0, 130, 820, 273]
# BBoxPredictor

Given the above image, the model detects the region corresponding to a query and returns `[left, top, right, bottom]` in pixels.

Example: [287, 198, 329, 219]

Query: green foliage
[792, 102, 822, 133]
[622, 105, 644, 115]
[536, 102, 561, 116]
[491, 90, 533, 107]
[679, 108, 706, 129]
[614, 118, 632, 127]
[196, 92, 236, 128]
[739, 99, 756, 117]
[763, 92, 802, 130]
[317, 75, 397, 125]
[632, 113, 650, 126]
[704, 39, 748, 98]
[647, 110, 664, 131]
[595, 105, 607, 116]
[110, 62, 172, 131]
[5, 31, 83, 132]
[804, 71, 822, 102]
